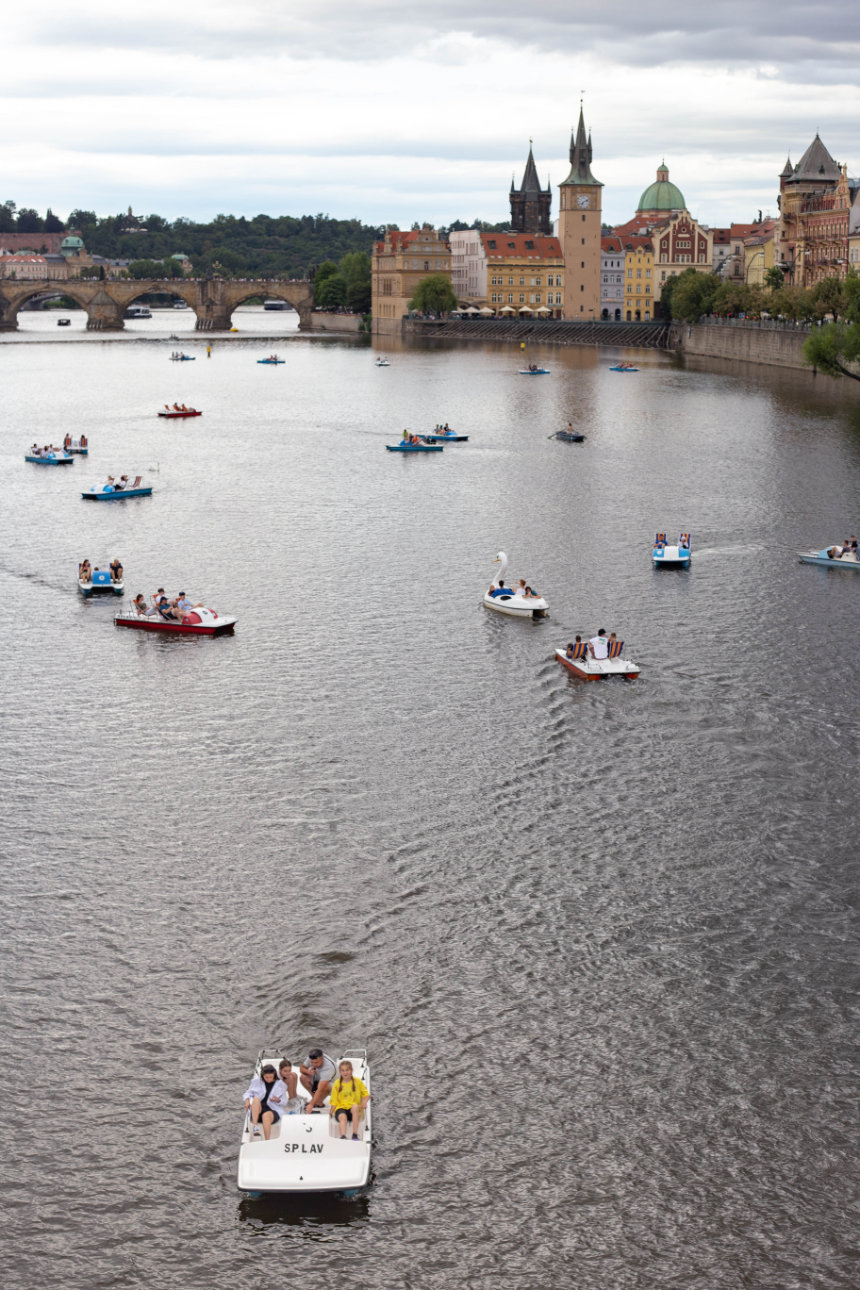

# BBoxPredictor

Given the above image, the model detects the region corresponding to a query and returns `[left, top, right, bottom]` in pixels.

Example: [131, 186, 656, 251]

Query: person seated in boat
[329, 1060, 370, 1141]
[174, 591, 203, 618]
[114, 475, 128, 491]
[846, 535, 858, 552]
[80, 435, 87, 447]
[131, 593, 155, 616]
[275, 1060, 300, 1114]
[588, 628, 609, 659]
[565, 635, 585, 659]
[826, 546, 843, 560]
[299, 1048, 337, 1113]
[488, 579, 509, 597]
[173, 402, 182, 411]
[154, 589, 182, 621]
[79, 560, 92, 583]
[523, 585, 541, 599]
[110, 558, 123, 583]
[64, 434, 72, 450]
[243, 1064, 287, 1142]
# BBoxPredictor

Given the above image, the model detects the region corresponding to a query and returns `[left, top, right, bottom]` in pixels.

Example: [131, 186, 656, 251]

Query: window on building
[519, 293, 525, 303]
[535, 293, 541, 303]
[423, 261, 429, 271]
[627, 269, 633, 277]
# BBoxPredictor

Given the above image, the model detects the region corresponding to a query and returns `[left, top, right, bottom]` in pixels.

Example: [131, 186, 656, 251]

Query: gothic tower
[510, 142, 552, 235]
[558, 106, 603, 319]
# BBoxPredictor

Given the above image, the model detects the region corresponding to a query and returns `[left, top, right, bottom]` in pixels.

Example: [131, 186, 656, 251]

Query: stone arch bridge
[0, 277, 313, 331]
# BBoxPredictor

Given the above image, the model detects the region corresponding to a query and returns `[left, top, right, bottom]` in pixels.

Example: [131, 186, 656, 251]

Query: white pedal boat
[798, 545, 860, 569]
[237, 1049, 371, 1195]
[653, 531, 691, 567]
[555, 643, 639, 680]
[483, 551, 548, 619]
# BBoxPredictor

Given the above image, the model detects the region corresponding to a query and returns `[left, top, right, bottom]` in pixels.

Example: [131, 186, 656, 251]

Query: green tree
[44, 208, 65, 233]
[0, 200, 16, 233]
[669, 268, 720, 322]
[347, 278, 371, 313]
[764, 266, 785, 291]
[803, 322, 860, 380]
[809, 276, 845, 322]
[409, 273, 456, 315]
[315, 273, 347, 308]
[16, 207, 43, 233]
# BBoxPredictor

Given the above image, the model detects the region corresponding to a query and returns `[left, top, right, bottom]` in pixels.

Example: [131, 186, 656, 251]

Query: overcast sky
[4, 1, 859, 231]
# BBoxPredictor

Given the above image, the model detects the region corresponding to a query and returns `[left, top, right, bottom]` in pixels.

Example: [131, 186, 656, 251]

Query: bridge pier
[0, 297, 19, 330]
[85, 290, 125, 331]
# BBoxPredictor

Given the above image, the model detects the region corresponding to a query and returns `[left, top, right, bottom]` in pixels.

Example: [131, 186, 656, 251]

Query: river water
[1, 310, 858, 1289]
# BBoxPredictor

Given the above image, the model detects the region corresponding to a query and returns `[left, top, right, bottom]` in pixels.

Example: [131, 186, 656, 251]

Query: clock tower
[558, 106, 603, 320]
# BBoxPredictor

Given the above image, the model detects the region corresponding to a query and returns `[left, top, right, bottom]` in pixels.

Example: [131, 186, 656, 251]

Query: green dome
[637, 164, 685, 213]
[61, 235, 84, 248]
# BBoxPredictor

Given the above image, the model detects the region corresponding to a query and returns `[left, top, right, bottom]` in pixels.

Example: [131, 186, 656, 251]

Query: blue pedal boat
[518, 367, 550, 375]
[257, 357, 285, 364]
[79, 568, 124, 597]
[26, 450, 73, 465]
[554, 430, 586, 442]
[170, 354, 195, 361]
[82, 481, 153, 501]
[653, 531, 691, 566]
[798, 545, 860, 569]
[386, 441, 443, 453]
[610, 363, 639, 372]
[423, 431, 469, 443]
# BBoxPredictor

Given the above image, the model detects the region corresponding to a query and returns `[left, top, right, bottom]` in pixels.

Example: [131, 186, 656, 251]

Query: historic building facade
[622, 236, 655, 321]
[612, 164, 713, 310]
[482, 232, 563, 316]
[371, 226, 451, 335]
[558, 108, 603, 319]
[776, 135, 855, 287]
[450, 229, 487, 304]
[600, 236, 625, 320]
[509, 143, 552, 236]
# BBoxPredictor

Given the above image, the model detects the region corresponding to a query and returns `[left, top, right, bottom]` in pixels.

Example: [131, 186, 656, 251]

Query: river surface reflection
[1, 319, 858, 1289]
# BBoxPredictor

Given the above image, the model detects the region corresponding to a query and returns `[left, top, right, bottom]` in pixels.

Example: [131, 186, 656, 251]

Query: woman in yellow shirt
[328, 1061, 370, 1140]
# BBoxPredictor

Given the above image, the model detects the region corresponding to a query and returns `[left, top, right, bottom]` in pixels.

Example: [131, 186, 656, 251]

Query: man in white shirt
[300, 1048, 337, 1112]
[588, 629, 609, 660]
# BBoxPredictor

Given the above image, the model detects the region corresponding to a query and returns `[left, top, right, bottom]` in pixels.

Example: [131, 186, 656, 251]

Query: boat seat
[566, 642, 588, 660]
[655, 532, 666, 545]
[607, 640, 624, 659]
[490, 588, 513, 598]
[92, 570, 112, 586]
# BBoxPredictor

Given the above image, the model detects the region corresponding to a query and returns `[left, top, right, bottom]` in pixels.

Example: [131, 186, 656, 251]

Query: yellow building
[743, 223, 776, 287]
[483, 232, 564, 317]
[558, 107, 602, 320]
[371, 226, 451, 336]
[622, 237, 655, 321]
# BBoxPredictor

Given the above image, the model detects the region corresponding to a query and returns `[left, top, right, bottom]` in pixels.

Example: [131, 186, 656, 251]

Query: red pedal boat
[115, 606, 236, 636]
[158, 407, 202, 418]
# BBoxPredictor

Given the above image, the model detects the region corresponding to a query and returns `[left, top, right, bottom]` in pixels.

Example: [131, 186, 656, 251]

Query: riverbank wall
[670, 318, 814, 371]
[404, 318, 671, 347]
[307, 311, 363, 333]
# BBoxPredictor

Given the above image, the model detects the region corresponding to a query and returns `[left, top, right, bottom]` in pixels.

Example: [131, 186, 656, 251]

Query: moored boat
[115, 604, 236, 635]
[237, 1049, 371, 1195]
[798, 544, 860, 569]
[653, 531, 691, 567]
[26, 448, 73, 465]
[483, 552, 548, 618]
[555, 639, 639, 680]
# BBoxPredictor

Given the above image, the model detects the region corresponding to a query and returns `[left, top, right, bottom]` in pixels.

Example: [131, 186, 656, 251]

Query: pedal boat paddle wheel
[652, 531, 691, 567]
[555, 639, 640, 680]
[483, 552, 549, 619]
[237, 1050, 371, 1196]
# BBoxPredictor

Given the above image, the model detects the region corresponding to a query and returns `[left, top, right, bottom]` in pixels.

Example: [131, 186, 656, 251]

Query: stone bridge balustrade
[0, 277, 313, 331]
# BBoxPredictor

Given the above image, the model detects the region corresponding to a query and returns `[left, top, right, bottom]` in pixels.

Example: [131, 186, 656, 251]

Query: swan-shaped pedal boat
[25, 449, 73, 465]
[653, 531, 691, 567]
[798, 545, 860, 569]
[79, 568, 123, 597]
[237, 1049, 371, 1196]
[556, 640, 639, 680]
[483, 552, 548, 619]
[114, 604, 235, 635]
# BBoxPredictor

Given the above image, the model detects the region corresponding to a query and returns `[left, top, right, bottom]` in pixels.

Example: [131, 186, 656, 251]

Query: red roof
[624, 235, 653, 252]
[729, 223, 762, 238]
[712, 228, 731, 243]
[601, 236, 623, 253]
[374, 229, 443, 254]
[479, 232, 561, 259]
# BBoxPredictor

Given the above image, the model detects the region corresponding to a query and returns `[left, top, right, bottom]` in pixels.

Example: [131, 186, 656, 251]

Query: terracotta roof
[601, 236, 623, 253]
[730, 223, 762, 238]
[479, 232, 561, 259]
[624, 235, 653, 252]
[375, 229, 444, 254]
[712, 228, 731, 243]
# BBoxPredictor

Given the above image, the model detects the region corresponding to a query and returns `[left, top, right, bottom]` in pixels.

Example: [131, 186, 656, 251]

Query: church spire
[509, 140, 552, 234]
[561, 105, 601, 187]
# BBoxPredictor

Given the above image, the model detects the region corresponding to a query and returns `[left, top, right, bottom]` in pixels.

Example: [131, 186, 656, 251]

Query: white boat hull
[483, 592, 548, 619]
[237, 1051, 371, 1194]
[555, 648, 639, 680]
[653, 545, 690, 566]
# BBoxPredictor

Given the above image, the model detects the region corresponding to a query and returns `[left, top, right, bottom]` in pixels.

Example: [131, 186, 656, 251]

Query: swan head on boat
[493, 552, 509, 579]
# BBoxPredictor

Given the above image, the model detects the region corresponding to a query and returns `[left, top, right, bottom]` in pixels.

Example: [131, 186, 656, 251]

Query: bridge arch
[0, 282, 93, 329]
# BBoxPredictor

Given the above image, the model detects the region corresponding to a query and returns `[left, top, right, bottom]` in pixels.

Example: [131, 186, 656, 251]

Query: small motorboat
[798, 545, 860, 569]
[237, 1049, 371, 1195]
[423, 428, 469, 443]
[518, 366, 550, 375]
[483, 552, 548, 619]
[386, 439, 443, 453]
[26, 449, 73, 465]
[554, 429, 586, 443]
[79, 568, 123, 597]
[555, 640, 639, 681]
[157, 407, 202, 418]
[653, 532, 691, 567]
[257, 356, 285, 364]
[57, 317, 71, 326]
[610, 363, 639, 372]
[82, 476, 153, 501]
[115, 603, 236, 635]
[374, 358, 390, 367]
[169, 353, 195, 361]
[64, 437, 89, 454]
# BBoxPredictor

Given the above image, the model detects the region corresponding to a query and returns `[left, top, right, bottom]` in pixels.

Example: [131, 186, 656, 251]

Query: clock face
[577, 194, 590, 209]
